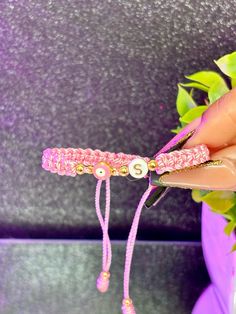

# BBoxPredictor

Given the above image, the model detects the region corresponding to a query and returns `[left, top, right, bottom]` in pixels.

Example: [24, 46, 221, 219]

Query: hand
[156, 87, 236, 191]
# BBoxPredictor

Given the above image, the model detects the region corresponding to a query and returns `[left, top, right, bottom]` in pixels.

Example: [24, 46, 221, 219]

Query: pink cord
[42, 144, 209, 177]
[122, 185, 153, 314]
[42, 148, 149, 176]
[95, 178, 112, 293]
[156, 144, 210, 174]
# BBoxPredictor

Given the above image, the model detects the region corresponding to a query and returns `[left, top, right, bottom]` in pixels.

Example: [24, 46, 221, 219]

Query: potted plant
[170, 51, 236, 313]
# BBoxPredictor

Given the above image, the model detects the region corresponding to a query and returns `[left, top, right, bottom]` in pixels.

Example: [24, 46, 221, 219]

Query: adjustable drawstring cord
[95, 178, 112, 293]
[121, 185, 153, 314]
[94, 178, 153, 314]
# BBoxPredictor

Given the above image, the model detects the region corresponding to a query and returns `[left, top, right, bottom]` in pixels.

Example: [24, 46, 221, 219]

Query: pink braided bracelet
[42, 144, 210, 179]
[42, 143, 210, 314]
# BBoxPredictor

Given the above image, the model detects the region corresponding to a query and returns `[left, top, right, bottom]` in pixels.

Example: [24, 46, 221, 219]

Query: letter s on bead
[128, 158, 148, 179]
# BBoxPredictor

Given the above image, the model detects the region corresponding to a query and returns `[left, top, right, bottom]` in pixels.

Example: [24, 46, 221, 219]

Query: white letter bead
[128, 158, 148, 178]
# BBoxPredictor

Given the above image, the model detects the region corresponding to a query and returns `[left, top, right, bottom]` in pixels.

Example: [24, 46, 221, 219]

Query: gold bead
[76, 163, 84, 175]
[123, 298, 132, 306]
[119, 165, 129, 176]
[111, 168, 118, 176]
[102, 271, 110, 279]
[148, 160, 157, 171]
[87, 165, 94, 174]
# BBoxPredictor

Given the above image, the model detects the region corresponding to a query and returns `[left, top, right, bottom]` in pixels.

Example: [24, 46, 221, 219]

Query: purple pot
[193, 203, 236, 314]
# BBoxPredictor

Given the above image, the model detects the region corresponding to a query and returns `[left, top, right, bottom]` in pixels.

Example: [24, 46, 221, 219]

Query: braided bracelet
[42, 144, 210, 180]
[42, 142, 210, 314]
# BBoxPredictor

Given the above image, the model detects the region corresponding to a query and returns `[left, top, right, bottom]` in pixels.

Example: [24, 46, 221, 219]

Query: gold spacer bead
[87, 165, 94, 174]
[123, 298, 133, 306]
[102, 271, 110, 279]
[76, 163, 84, 175]
[111, 168, 118, 176]
[148, 160, 157, 171]
[119, 165, 129, 176]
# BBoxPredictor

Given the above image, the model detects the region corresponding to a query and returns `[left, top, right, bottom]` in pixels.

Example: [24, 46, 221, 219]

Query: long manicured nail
[158, 159, 236, 191]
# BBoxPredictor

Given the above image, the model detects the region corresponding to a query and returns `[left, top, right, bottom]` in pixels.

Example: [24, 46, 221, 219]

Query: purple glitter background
[0, 1, 235, 313]
[2, 0, 235, 240]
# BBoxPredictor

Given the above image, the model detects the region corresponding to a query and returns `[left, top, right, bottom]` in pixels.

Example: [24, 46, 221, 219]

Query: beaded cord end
[121, 186, 152, 314]
[122, 298, 136, 314]
[96, 271, 110, 293]
[95, 179, 112, 294]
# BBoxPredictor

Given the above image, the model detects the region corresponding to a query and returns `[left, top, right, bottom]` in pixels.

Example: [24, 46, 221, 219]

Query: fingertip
[183, 136, 200, 149]
[182, 128, 202, 149]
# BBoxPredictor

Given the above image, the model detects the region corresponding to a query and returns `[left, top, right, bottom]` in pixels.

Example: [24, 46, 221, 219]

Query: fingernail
[159, 160, 236, 190]
[159, 171, 190, 189]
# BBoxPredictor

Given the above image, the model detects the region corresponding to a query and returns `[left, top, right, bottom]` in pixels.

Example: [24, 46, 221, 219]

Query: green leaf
[224, 220, 236, 236]
[223, 204, 236, 221]
[231, 77, 236, 88]
[208, 80, 229, 104]
[179, 106, 208, 124]
[214, 51, 236, 78]
[199, 190, 211, 197]
[230, 243, 236, 252]
[171, 129, 179, 134]
[192, 190, 202, 203]
[180, 121, 188, 128]
[202, 191, 236, 213]
[171, 126, 183, 134]
[176, 85, 197, 116]
[192, 189, 211, 203]
[185, 71, 226, 88]
[180, 82, 209, 92]
[189, 88, 194, 97]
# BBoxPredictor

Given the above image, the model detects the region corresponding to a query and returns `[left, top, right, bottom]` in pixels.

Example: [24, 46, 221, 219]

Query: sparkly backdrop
[0, 1, 235, 313]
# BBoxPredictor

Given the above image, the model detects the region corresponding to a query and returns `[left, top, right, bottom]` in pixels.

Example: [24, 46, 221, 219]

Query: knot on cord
[121, 298, 136, 314]
[96, 271, 110, 293]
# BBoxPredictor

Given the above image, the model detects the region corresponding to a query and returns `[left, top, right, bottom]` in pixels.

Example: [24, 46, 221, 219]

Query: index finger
[183, 87, 236, 151]
[154, 117, 201, 156]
